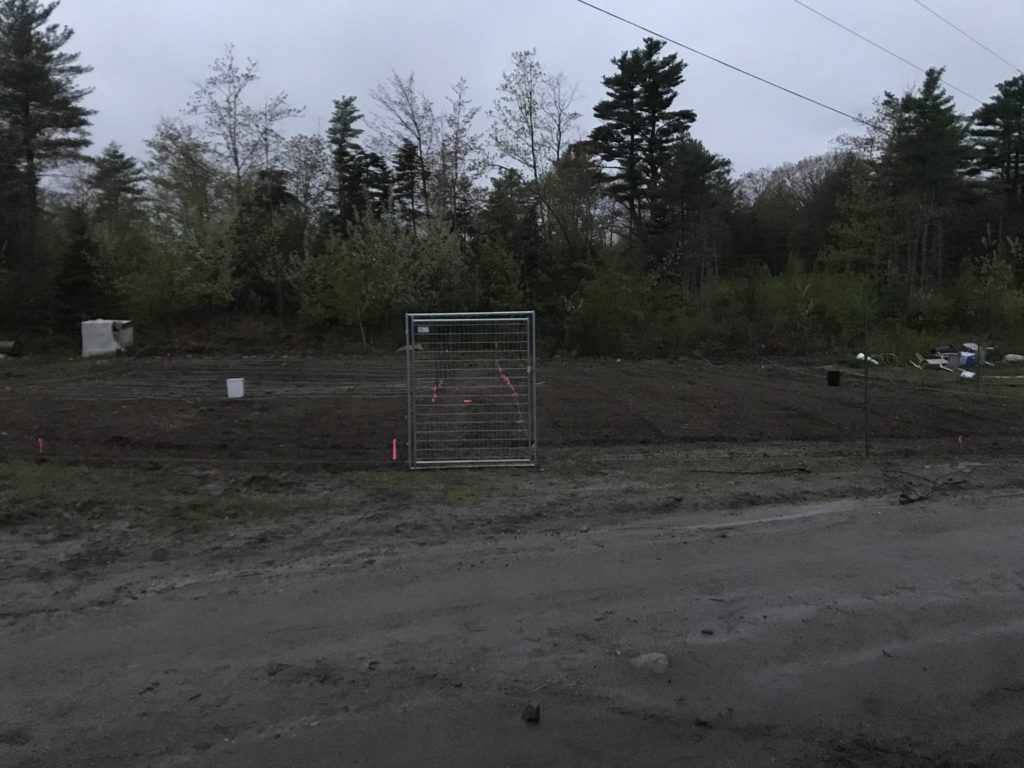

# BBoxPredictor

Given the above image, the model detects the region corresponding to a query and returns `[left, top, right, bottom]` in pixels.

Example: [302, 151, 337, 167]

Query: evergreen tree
[327, 95, 365, 232]
[85, 142, 148, 309]
[971, 74, 1024, 240]
[832, 69, 969, 304]
[360, 151, 392, 218]
[880, 68, 968, 294]
[0, 0, 92, 316]
[393, 138, 425, 234]
[541, 141, 607, 305]
[481, 169, 543, 305]
[88, 142, 145, 219]
[590, 37, 695, 251]
[233, 168, 304, 316]
[658, 138, 734, 288]
[53, 205, 103, 327]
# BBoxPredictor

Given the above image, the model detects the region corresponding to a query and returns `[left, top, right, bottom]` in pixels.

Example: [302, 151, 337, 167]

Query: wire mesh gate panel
[406, 311, 537, 468]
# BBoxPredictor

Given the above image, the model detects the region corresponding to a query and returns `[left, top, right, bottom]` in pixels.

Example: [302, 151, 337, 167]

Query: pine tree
[658, 138, 734, 288]
[327, 95, 365, 232]
[53, 205, 103, 327]
[971, 74, 1024, 239]
[880, 68, 968, 294]
[0, 0, 92, 314]
[393, 138, 425, 234]
[89, 142, 145, 220]
[360, 151, 392, 218]
[590, 37, 695, 249]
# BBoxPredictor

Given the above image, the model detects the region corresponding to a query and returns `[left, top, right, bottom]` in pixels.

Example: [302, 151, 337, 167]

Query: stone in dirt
[630, 652, 669, 673]
[521, 702, 541, 723]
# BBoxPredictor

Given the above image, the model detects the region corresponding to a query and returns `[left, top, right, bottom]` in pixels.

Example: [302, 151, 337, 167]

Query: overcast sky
[55, 0, 1024, 176]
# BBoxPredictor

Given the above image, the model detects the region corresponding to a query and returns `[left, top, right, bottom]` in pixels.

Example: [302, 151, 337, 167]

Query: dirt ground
[2, 355, 1024, 766]
[1, 355, 1023, 465]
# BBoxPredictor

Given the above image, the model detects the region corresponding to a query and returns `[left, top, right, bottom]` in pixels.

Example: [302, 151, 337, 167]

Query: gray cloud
[57, 0, 1023, 174]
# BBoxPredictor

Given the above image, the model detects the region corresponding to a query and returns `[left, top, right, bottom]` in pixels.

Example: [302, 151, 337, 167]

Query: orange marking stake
[463, 399, 472, 404]
[391, 437, 398, 462]
[37, 437, 44, 454]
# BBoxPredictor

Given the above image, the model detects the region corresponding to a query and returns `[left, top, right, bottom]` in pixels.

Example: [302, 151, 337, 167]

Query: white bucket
[226, 378, 245, 399]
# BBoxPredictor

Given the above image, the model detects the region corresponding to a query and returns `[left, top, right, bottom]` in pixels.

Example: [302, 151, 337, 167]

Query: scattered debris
[0, 727, 31, 746]
[521, 702, 541, 723]
[630, 652, 669, 673]
[700, 629, 715, 636]
[0, 340, 23, 357]
[910, 342, 1002, 375]
[264, 662, 291, 677]
[909, 353, 949, 371]
[896, 475, 967, 505]
[1004, 353, 1024, 365]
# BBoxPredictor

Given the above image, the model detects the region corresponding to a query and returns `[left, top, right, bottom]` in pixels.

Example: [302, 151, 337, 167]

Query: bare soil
[2, 355, 1024, 766]
[1, 355, 1022, 466]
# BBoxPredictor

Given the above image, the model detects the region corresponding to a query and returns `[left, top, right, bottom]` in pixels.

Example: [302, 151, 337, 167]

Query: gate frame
[405, 311, 537, 469]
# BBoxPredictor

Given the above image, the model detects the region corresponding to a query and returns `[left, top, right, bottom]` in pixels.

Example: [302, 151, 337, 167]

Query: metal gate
[406, 311, 537, 468]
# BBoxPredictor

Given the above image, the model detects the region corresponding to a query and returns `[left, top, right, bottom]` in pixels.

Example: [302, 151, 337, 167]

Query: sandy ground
[3, 446, 1024, 767]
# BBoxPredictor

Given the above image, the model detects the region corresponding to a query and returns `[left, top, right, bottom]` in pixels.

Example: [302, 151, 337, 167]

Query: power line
[911, 0, 1023, 75]
[575, 0, 884, 133]
[792, 0, 983, 104]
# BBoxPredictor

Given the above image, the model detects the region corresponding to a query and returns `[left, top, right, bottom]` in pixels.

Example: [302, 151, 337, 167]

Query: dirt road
[3, 453, 1024, 767]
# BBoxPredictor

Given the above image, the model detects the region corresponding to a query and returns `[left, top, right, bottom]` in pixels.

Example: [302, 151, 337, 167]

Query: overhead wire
[791, 0, 984, 104]
[575, 0, 885, 133]
[910, 0, 1023, 75]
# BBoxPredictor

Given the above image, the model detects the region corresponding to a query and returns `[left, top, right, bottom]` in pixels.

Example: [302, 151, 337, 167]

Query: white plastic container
[81, 319, 134, 357]
[226, 378, 245, 399]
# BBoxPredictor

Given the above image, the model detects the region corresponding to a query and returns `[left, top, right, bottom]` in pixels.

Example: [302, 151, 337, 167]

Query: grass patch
[0, 459, 133, 525]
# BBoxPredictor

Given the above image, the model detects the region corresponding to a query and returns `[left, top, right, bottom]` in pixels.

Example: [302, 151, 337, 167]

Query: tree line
[1, 0, 1022, 355]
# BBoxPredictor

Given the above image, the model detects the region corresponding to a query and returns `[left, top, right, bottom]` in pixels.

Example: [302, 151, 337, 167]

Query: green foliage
[570, 270, 649, 356]
[331, 215, 414, 334]
[53, 206, 105, 329]
[412, 217, 477, 310]
[287, 244, 340, 328]
[4, 23, 1024, 359]
[756, 266, 868, 352]
[475, 240, 524, 310]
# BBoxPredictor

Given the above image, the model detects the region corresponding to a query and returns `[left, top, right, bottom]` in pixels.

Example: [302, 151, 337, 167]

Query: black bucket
[826, 370, 841, 387]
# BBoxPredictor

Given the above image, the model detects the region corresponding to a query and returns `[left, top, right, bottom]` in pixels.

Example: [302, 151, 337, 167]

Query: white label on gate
[417, 325, 430, 333]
